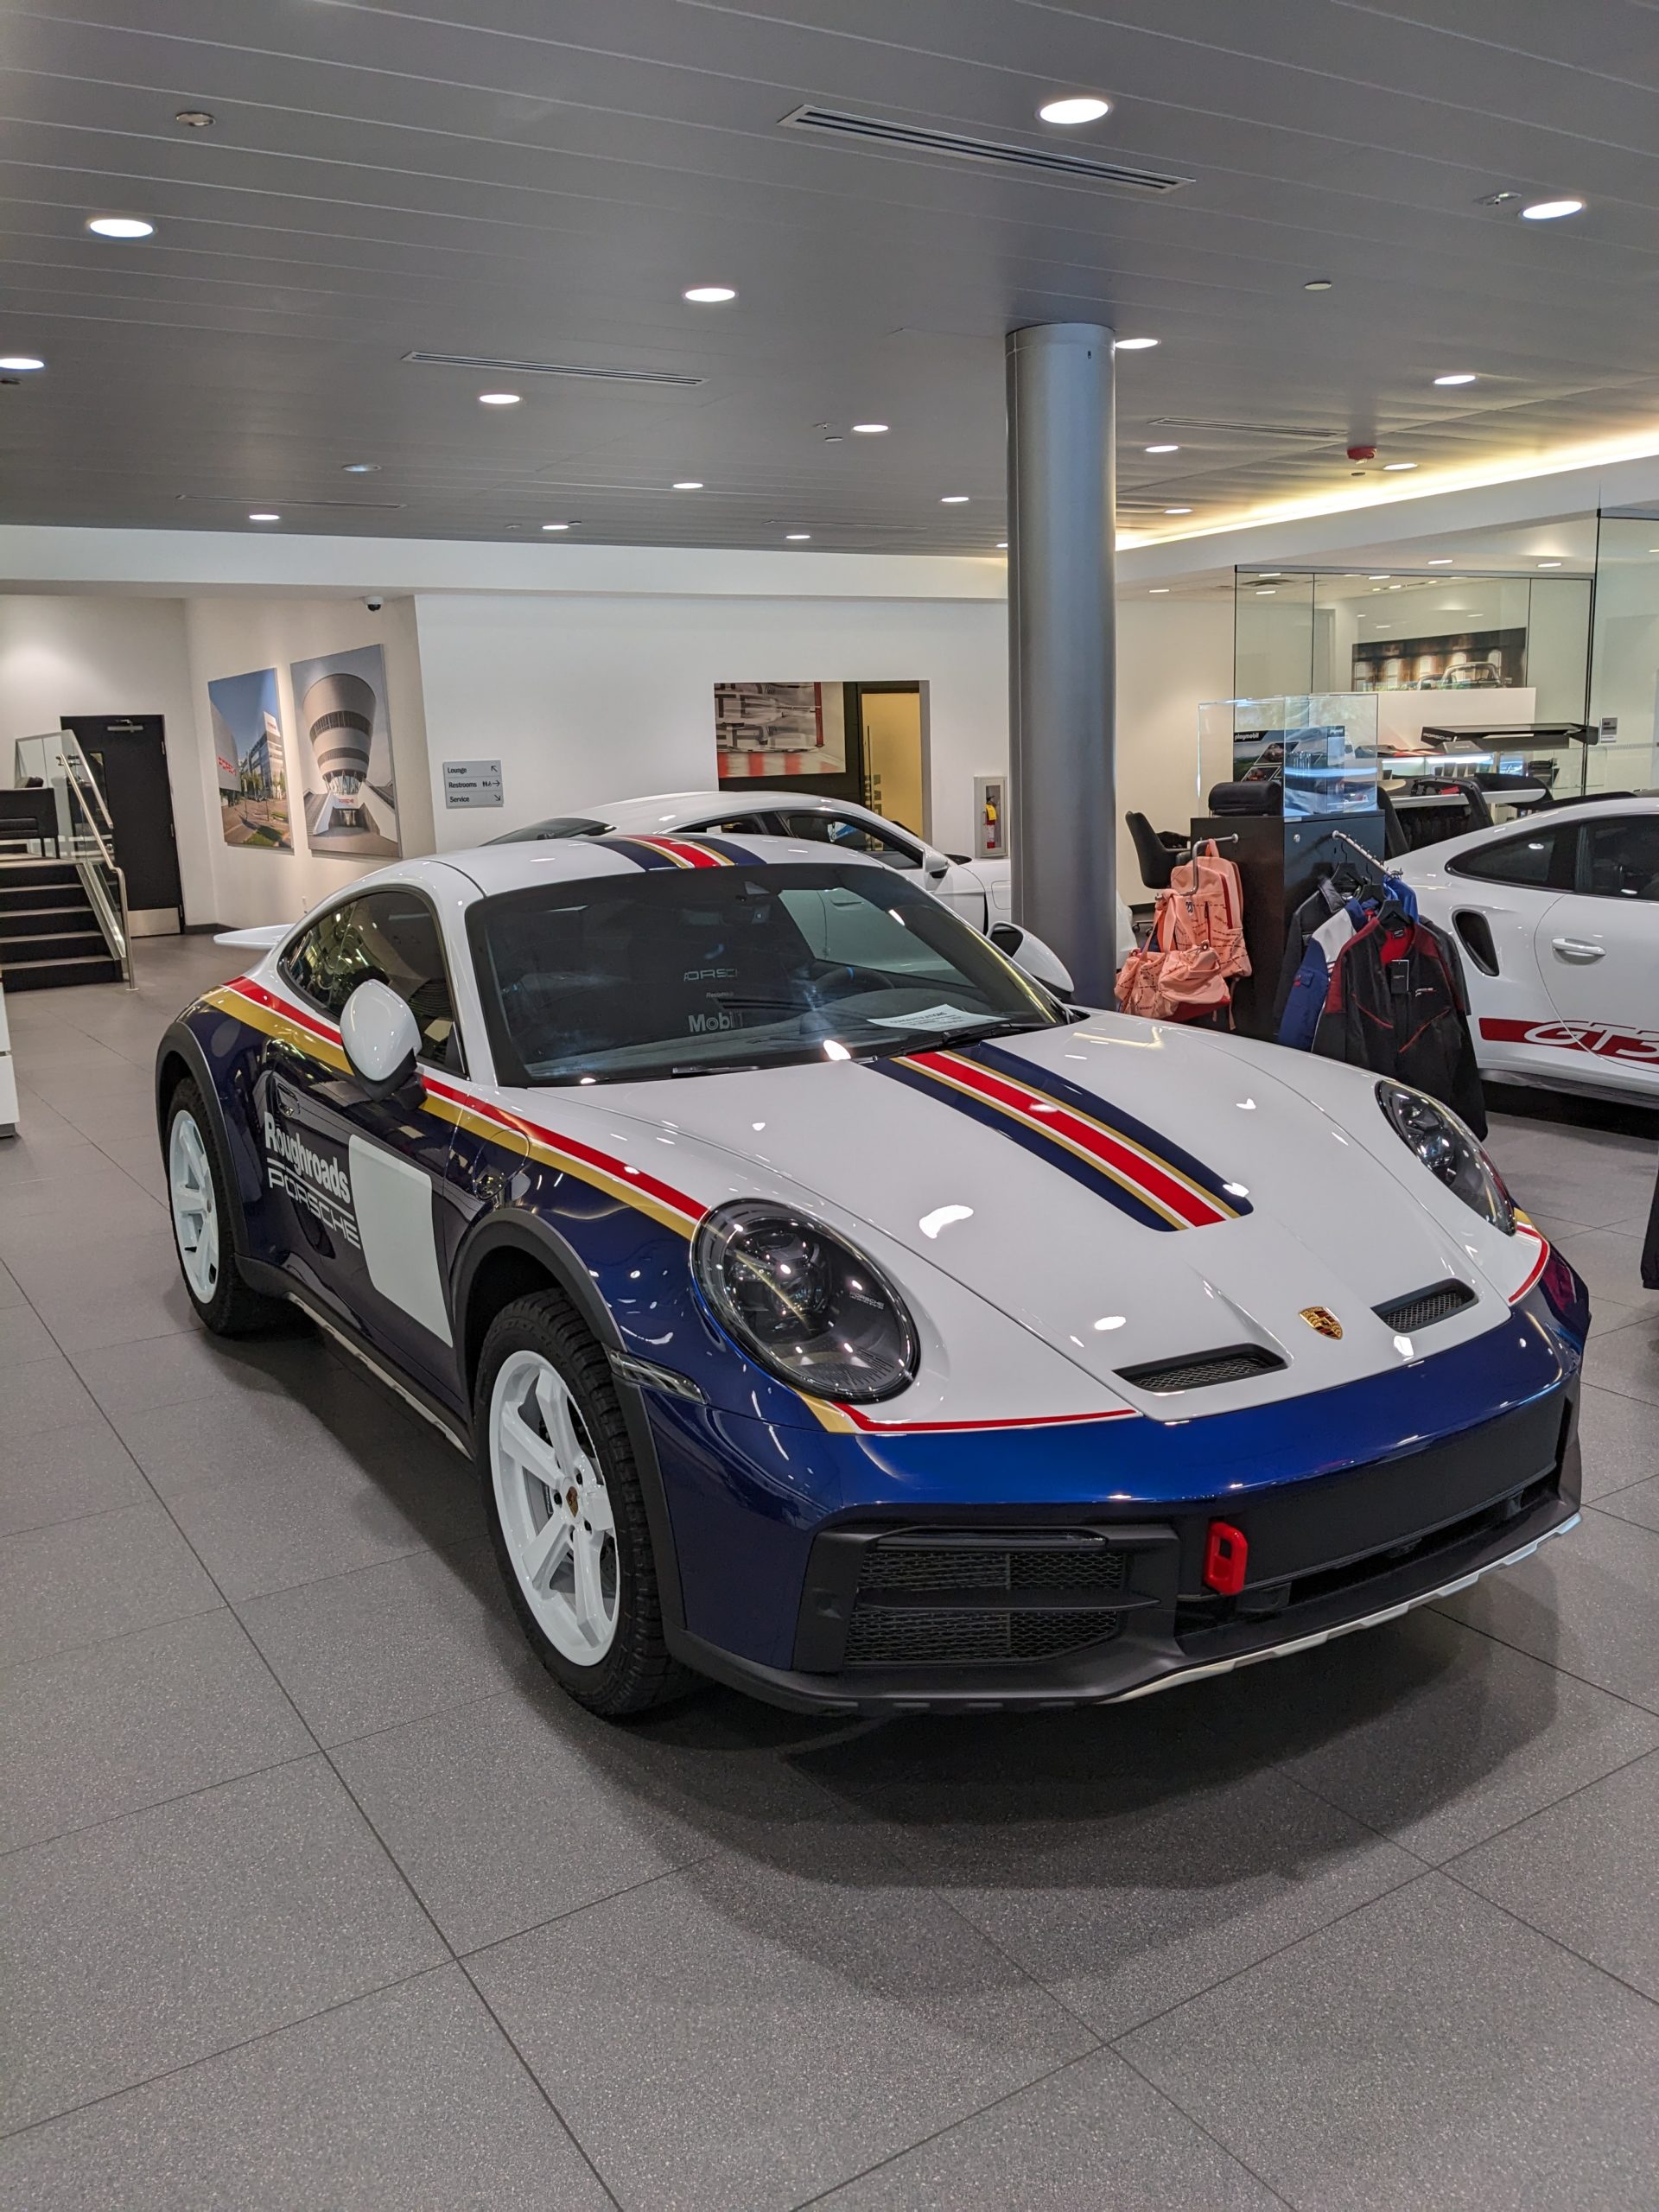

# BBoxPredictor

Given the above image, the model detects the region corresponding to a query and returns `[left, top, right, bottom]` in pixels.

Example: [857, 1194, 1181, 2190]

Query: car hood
[502, 1015, 1524, 1418]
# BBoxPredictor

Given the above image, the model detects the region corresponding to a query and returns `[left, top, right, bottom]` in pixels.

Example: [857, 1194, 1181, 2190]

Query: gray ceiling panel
[1, 0, 1653, 550]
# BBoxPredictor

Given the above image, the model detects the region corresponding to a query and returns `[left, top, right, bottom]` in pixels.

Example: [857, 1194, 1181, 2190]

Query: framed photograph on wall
[714, 681, 847, 779]
[289, 642, 401, 858]
[207, 666, 293, 852]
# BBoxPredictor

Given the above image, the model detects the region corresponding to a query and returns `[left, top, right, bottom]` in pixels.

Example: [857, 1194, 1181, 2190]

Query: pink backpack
[1166, 841, 1250, 980]
[1115, 840, 1247, 1021]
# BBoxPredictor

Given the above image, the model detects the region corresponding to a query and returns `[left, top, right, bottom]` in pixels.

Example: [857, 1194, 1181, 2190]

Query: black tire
[475, 1293, 689, 1718]
[163, 1077, 286, 1337]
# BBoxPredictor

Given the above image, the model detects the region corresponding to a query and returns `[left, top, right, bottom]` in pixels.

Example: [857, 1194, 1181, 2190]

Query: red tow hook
[1203, 1520, 1249, 1597]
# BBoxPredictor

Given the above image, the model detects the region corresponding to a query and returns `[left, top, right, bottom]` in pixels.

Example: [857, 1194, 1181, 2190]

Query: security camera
[365, 595, 384, 613]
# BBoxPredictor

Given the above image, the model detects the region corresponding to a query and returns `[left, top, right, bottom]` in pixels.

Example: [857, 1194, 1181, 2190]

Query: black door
[60, 715, 184, 921]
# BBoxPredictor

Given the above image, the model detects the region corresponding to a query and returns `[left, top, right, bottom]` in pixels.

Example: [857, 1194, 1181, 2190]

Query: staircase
[0, 861, 124, 990]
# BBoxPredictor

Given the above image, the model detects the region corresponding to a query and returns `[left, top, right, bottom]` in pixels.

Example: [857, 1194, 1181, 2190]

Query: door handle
[1550, 938, 1606, 962]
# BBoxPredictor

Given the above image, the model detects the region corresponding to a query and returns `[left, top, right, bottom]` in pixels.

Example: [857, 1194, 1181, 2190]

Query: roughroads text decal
[264, 1110, 361, 1248]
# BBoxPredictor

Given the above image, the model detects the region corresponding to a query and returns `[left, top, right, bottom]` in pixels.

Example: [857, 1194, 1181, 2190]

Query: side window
[683, 817, 772, 838]
[1579, 817, 1659, 902]
[282, 892, 464, 1071]
[1446, 828, 1571, 891]
[778, 813, 924, 869]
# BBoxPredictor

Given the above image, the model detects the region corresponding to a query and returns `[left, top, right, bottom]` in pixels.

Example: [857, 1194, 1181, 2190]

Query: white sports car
[1393, 796, 1659, 1103]
[161, 830, 1584, 1719]
[489, 788, 1138, 970]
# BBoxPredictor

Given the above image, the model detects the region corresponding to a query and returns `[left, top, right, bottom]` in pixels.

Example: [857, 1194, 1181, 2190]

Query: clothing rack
[1330, 828, 1395, 876]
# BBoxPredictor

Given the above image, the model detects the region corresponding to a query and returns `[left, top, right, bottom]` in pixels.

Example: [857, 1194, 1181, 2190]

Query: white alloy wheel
[490, 1349, 620, 1664]
[168, 1109, 220, 1304]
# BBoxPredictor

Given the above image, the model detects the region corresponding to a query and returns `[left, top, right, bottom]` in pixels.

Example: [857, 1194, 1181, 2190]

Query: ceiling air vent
[1147, 416, 1341, 441]
[781, 105, 1192, 194]
[403, 352, 703, 389]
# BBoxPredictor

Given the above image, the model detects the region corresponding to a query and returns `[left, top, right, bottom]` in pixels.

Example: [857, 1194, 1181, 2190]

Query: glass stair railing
[3, 735, 133, 990]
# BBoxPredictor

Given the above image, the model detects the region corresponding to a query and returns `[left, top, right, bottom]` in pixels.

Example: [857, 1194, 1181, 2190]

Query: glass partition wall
[1234, 563, 1610, 799]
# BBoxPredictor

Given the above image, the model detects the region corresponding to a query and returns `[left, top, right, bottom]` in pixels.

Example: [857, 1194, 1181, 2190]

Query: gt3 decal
[872, 1045, 1248, 1233]
[1478, 1016, 1659, 1065]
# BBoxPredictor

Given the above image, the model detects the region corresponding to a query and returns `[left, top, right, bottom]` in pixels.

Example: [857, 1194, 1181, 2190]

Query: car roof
[575, 790, 861, 831]
[1392, 791, 1657, 874]
[437, 829, 889, 899]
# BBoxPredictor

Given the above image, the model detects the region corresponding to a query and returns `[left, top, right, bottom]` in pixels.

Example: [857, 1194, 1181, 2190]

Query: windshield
[469, 862, 1061, 1085]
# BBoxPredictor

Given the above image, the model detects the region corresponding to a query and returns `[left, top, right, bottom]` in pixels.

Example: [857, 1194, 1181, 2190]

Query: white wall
[0, 594, 217, 925]
[1114, 596, 1235, 893]
[412, 591, 1008, 861]
[181, 595, 433, 928]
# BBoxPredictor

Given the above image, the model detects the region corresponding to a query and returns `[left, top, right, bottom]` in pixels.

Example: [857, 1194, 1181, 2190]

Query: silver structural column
[1006, 321, 1117, 1005]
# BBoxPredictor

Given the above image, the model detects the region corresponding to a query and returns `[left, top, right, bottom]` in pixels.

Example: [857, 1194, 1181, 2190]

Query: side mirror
[988, 922, 1075, 1000]
[340, 979, 422, 1096]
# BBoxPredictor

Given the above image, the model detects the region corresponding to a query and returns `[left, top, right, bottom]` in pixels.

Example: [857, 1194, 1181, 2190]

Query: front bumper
[674, 1387, 1580, 1715]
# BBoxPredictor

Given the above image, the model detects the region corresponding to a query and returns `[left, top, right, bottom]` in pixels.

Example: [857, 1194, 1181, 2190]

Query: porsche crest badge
[1300, 1305, 1344, 1340]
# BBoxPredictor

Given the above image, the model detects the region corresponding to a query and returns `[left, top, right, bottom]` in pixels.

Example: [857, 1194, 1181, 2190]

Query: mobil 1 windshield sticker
[264, 1098, 360, 1250]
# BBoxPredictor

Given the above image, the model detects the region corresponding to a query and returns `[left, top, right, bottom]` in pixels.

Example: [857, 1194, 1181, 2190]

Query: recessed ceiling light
[672, 480, 703, 490]
[1427, 556, 1452, 564]
[341, 461, 379, 474]
[1114, 337, 1158, 351]
[541, 521, 572, 531]
[248, 512, 280, 523]
[851, 422, 888, 435]
[785, 532, 810, 540]
[1255, 588, 1276, 595]
[1164, 505, 1192, 514]
[940, 494, 969, 504]
[1388, 582, 1404, 590]
[478, 391, 521, 405]
[1522, 199, 1583, 220]
[1148, 587, 1169, 594]
[86, 215, 154, 239]
[1038, 95, 1110, 124]
[1382, 461, 1417, 471]
[995, 540, 1008, 550]
[0, 354, 45, 371]
[1369, 574, 1390, 580]
[1304, 278, 1333, 291]
[174, 109, 213, 128]
[1537, 558, 1563, 567]
[1433, 372, 1478, 386]
[683, 285, 736, 303]
[1145, 442, 1179, 454]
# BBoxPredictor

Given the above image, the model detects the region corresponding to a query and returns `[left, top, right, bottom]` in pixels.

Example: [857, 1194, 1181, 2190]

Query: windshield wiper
[918, 1015, 1054, 1048]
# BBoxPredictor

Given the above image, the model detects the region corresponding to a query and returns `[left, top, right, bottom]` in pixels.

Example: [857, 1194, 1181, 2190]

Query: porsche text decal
[263, 1110, 360, 1249]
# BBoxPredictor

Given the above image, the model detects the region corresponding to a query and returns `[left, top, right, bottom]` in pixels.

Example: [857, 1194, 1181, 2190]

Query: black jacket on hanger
[1312, 902, 1488, 1135]
[1273, 875, 1349, 1026]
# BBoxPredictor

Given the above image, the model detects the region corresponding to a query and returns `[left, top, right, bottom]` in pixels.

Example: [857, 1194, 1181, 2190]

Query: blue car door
[261, 887, 467, 1402]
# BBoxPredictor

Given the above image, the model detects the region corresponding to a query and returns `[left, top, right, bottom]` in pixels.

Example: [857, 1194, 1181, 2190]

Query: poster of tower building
[207, 666, 294, 851]
[289, 642, 401, 859]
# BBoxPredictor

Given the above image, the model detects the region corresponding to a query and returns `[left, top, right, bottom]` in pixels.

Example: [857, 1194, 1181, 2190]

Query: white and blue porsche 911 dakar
[156, 830, 1587, 1719]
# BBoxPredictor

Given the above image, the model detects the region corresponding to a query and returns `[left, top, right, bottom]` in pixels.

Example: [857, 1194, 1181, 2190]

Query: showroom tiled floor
[3, 938, 1658, 2212]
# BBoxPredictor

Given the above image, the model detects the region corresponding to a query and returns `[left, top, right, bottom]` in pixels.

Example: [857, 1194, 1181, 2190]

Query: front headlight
[1376, 1081, 1515, 1234]
[692, 1199, 918, 1402]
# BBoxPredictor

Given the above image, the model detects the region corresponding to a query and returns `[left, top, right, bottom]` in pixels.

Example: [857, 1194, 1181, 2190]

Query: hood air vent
[1373, 1280, 1478, 1333]
[404, 352, 702, 389]
[1116, 1344, 1285, 1394]
[781, 106, 1192, 194]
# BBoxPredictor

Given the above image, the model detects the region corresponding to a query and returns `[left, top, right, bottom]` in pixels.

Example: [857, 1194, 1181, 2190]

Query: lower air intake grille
[1374, 1280, 1478, 1333]
[1116, 1344, 1285, 1394]
[844, 1606, 1118, 1667]
[844, 1533, 1128, 1669]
